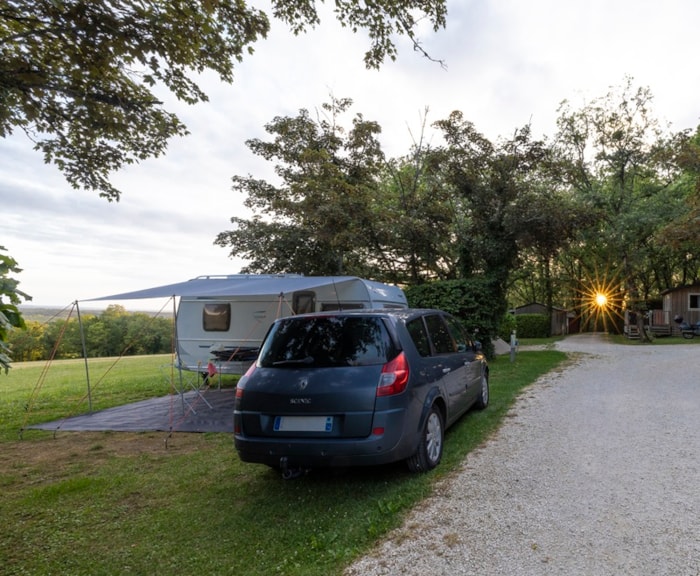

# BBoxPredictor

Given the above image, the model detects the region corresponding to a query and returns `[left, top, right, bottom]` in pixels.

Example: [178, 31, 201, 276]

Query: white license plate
[274, 416, 333, 432]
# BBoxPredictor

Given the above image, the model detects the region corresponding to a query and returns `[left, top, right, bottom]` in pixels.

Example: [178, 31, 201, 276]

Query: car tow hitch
[280, 457, 307, 480]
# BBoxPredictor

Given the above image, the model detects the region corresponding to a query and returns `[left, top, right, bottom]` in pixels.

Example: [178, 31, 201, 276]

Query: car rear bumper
[234, 409, 416, 469]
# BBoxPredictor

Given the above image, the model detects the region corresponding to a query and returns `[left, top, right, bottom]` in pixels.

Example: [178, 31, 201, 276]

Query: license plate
[274, 416, 333, 432]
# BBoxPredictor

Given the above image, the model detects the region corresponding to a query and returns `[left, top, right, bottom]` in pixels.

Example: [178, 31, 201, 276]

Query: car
[233, 308, 489, 477]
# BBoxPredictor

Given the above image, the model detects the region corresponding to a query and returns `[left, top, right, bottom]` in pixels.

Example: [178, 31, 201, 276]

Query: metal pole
[510, 330, 517, 363]
[172, 296, 186, 413]
[76, 301, 93, 412]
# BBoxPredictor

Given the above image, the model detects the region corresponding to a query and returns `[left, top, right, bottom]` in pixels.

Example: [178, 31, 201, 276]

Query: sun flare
[574, 267, 625, 332]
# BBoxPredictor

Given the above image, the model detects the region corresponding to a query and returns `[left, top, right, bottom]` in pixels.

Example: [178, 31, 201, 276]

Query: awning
[84, 275, 362, 301]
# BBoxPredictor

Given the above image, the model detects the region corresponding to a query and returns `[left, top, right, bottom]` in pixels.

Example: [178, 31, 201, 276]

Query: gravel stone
[344, 334, 700, 576]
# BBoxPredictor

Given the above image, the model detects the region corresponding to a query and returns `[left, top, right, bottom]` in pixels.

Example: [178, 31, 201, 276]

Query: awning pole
[76, 300, 93, 413]
[172, 296, 186, 413]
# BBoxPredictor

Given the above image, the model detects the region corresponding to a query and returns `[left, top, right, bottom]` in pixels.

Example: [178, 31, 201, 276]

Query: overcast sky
[3, 0, 699, 310]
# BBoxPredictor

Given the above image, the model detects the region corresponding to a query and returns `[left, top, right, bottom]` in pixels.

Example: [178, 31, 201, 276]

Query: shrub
[514, 314, 550, 338]
[404, 278, 502, 358]
[498, 313, 517, 341]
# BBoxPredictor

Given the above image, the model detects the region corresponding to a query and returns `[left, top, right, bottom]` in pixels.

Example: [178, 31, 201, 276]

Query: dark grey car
[233, 309, 489, 476]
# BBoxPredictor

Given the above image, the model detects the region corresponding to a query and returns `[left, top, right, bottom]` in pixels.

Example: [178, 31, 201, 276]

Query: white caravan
[174, 275, 407, 375]
[88, 274, 407, 375]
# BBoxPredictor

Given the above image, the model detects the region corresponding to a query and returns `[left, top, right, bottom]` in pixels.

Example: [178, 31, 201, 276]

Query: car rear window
[259, 316, 397, 368]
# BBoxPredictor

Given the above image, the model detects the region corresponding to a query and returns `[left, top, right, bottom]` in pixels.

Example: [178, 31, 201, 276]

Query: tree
[215, 96, 388, 276]
[1, 0, 448, 367]
[554, 79, 689, 337]
[655, 126, 700, 285]
[1, 0, 447, 201]
[42, 315, 86, 359]
[215, 100, 466, 283]
[431, 113, 552, 328]
[508, 184, 593, 316]
[5, 320, 44, 362]
[0, 246, 30, 373]
[371, 113, 461, 285]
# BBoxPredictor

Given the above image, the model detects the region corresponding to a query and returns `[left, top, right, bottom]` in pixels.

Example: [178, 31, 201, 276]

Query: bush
[404, 278, 502, 358]
[514, 314, 550, 338]
[498, 313, 517, 341]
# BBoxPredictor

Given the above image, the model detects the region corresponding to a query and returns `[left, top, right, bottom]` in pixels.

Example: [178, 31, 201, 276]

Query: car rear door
[237, 315, 393, 439]
[239, 364, 384, 438]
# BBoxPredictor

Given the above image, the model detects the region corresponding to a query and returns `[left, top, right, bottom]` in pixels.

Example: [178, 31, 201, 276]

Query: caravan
[88, 274, 407, 375]
[175, 275, 408, 375]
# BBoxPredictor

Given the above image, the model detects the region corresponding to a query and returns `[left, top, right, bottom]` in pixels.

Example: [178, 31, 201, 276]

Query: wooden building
[662, 283, 700, 331]
[512, 303, 572, 336]
[625, 283, 700, 338]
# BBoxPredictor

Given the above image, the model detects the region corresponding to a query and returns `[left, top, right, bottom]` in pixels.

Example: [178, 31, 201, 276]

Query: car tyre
[406, 405, 444, 473]
[475, 372, 489, 410]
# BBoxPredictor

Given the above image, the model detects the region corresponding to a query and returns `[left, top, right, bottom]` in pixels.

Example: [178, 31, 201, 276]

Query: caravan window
[321, 302, 365, 311]
[293, 291, 316, 314]
[203, 303, 231, 331]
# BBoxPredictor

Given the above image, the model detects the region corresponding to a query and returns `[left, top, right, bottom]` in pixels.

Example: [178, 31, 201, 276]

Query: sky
[3, 0, 700, 311]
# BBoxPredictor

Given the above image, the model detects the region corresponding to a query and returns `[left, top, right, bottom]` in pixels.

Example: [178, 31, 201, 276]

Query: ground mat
[26, 389, 235, 433]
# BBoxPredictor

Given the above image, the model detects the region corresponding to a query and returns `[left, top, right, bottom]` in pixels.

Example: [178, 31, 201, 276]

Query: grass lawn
[1, 350, 567, 576]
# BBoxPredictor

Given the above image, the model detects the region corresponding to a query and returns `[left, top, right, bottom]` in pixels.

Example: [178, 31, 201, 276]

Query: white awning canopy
[84, 274, 364, 301]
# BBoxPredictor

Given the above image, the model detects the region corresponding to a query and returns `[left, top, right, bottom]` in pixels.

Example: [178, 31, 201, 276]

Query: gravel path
[344, 334, 700, 576]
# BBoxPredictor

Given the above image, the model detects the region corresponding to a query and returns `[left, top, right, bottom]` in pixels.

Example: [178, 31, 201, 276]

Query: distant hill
[18, 305, 171, 323]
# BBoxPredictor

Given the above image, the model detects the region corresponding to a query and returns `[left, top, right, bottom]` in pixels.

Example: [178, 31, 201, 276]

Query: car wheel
[406, 405, 444, 473]
[682, 331, 694, 339]
[475, 372, 489, 410]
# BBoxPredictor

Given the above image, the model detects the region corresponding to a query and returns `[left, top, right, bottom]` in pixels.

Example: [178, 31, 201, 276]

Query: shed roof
[660, 283, 700, 296]
[513, 302, 569, 313]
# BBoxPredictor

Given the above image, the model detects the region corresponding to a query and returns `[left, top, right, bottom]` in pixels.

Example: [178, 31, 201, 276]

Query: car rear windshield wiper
[272, 356, 315, 367]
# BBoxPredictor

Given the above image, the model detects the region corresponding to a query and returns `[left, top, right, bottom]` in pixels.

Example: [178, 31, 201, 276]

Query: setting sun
[573, 265, 625, 332]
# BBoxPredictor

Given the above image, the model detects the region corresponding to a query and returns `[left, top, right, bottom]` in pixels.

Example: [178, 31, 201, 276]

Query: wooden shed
[512, 303, 571, 336]
[630, 283, 700, 337]
[662, 283, 700, 332]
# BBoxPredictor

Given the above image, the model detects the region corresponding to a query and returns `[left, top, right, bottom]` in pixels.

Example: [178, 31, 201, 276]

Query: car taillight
[376, 352, 409, 397]
[236, 363, 256, 400]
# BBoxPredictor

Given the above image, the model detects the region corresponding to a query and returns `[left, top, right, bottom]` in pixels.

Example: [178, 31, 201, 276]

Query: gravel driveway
[344, 334, 700, 576]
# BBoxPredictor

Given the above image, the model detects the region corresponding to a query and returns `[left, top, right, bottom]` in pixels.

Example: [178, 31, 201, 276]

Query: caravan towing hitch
[280, 457, 307, 480]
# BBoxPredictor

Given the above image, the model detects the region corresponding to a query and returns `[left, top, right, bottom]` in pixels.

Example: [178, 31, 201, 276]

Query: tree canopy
[0, 0, 447, 200]
[0, 0, 448, 368]
[0, 246, 29, 373]
[215, 96, 387, 276]
[216, 83, 699, 336]
[3, 3, 699, 348]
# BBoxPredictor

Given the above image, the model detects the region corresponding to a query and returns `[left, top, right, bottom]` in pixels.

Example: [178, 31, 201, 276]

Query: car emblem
[296, 377, 309, 391]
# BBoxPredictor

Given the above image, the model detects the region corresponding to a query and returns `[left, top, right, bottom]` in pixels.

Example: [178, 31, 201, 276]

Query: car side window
[406, 317, 432, 357]
[424, 314, 457, 355]
[443, 315, 472, 353]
